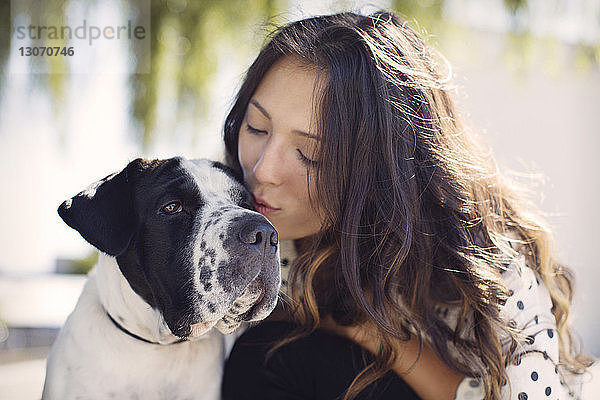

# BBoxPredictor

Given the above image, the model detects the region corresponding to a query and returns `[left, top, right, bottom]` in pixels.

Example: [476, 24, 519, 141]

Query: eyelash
[245, 123, 264, 135]
[245, 123, 318, 167]
[296, 150, 318, 167]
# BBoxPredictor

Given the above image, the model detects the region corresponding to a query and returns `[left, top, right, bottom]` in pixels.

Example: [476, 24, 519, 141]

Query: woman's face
[237, 57, 324, 240]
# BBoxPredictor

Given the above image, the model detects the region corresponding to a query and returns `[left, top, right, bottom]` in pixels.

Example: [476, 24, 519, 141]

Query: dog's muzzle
[183, 213, 281, 338]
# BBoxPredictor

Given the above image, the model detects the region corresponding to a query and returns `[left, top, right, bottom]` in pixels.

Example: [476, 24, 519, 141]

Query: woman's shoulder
[448, 233, 582, 399]
[498, 239, 554, 340]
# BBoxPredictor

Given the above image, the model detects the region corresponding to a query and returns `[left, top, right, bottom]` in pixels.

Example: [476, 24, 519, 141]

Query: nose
[253, 138, 283, 186]
[238, 222, 278, 256]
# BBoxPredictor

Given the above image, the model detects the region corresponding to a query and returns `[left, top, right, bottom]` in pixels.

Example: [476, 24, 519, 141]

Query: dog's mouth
[188, 277, 266, 338]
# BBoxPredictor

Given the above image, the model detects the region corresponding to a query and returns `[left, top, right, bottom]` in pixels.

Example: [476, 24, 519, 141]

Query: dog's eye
[161, 201, 182, 215]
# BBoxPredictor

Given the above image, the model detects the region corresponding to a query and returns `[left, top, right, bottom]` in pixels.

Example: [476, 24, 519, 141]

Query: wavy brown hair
[224, 11, 591, 399]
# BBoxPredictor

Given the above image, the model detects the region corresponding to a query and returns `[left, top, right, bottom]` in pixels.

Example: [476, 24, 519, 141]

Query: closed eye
[246, 122, 317, 167]
[296, 149, 318, 167]
[246, 124, 266, 135]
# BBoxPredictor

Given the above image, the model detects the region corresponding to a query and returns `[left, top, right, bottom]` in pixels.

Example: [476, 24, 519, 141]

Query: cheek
[306, 177, 327, 223]
[237, 133, 256, 179]
[294, 175, 321, 217]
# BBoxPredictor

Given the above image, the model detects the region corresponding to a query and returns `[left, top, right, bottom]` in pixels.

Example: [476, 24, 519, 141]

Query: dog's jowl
[42, 157, 281, 400]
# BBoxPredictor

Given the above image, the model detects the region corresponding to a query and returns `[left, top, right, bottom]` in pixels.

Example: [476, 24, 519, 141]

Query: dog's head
[58, 157, 280, 338]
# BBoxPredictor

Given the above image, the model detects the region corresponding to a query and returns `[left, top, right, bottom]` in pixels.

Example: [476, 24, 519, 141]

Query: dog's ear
[58, 158, 146, 256]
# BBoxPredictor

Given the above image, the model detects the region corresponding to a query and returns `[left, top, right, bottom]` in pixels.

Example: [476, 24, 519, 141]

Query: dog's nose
[238, 222, 278, 255]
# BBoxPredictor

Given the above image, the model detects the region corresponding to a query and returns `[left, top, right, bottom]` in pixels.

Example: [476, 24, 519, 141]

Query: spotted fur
[43, 157, 280, 399]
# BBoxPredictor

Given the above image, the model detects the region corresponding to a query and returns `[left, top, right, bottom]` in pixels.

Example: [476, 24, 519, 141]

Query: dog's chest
[96, 343, 222, 398]
[45, 272, 225, 400]
[57, 327, 224, 399]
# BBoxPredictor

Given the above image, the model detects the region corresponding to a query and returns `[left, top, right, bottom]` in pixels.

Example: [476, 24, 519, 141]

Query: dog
[42, 157, 280, 399]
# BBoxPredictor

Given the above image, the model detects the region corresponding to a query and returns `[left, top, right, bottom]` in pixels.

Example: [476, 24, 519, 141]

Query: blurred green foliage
[1, 0, 598, 149]
[70, 250, 98, 275]
[503, 0, 527, 14]
[0, 1, 8, 75]
[129, 0, 287, 148]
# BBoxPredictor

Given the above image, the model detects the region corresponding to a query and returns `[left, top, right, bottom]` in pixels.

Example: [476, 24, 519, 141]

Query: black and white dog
[43, 157, 280, 399]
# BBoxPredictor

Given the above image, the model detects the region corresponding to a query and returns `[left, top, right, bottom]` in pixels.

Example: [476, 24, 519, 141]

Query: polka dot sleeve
[454, 252, 581, 400]
[497, 253, 580, 399]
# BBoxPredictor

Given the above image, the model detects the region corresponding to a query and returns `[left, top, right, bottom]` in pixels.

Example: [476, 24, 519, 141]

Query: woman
[220, 11, 591, 400]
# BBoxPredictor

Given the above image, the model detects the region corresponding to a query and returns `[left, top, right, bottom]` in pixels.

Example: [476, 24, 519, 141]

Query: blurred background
[0, 0, 599, 398]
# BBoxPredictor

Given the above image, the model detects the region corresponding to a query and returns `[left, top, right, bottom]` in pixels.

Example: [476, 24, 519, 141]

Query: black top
[222, 320, 421, 400]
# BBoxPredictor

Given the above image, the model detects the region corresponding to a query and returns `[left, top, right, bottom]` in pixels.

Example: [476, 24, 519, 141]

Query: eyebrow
[249, 99, 320, 141]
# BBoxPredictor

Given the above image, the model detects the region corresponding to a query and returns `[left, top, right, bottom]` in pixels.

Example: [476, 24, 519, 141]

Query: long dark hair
[223, 11, 591, 399]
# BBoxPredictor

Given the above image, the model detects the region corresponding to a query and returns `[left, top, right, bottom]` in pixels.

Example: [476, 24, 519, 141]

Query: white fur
[42, 254, 226, 400]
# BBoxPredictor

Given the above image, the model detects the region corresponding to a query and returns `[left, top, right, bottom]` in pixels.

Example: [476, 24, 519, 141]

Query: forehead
[250, 57, 321, 129]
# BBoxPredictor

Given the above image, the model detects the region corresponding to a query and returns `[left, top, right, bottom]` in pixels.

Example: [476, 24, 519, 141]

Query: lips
[253, 193, 280, 215]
